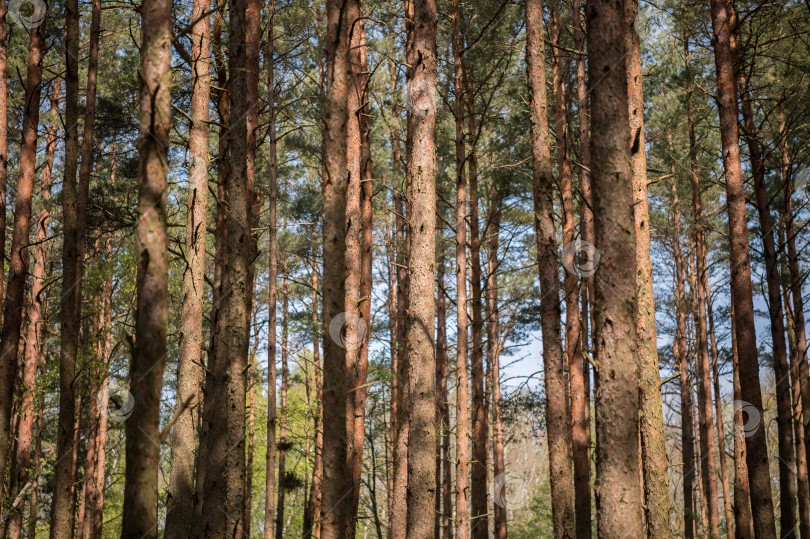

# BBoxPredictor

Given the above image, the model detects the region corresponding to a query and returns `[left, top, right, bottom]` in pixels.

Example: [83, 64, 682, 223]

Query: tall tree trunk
[404, 1, 438, 536]
[706, 292, 734, 539]
[246, 353, 256, 537]
[465, 73, 488, 539]
[708, 0, 776, 535]
[730, 305, 753, 539]
[625, 2, 671, 535]
[526, 0, 576, 535]
[684, 35, 721, 539]
[672, 180, 696, 539]
[275, 270, 290, 539]
[263, 1, 278, 536]
[320, 0, 351, 535]
[0, 5, 45, 521]
[390, 53, 410, 538]
[122, 0, 172, 531]
[451, 1, 469, 536]
[199, 0, 251, 529]
[781, 104, 810, 539]
[304, 260, 323, 539]
[573, 1, 593, 532]
[486, 202, 506, 539]
[49, 0, 81, 531]
[435, 202, 446, 539]
[165, 0, 209, 532]
[549, 4, 591, 537]
[586, 0, 644, 535]
[737, 67, 797, 536]
[5, 74, 57, 538]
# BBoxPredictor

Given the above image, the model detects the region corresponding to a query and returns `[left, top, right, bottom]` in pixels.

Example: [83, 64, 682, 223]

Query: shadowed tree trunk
[303, 259, 323, 539]
[526, 0, 576, 535]
[737, 66, 797, 536]
[264, 0, 278, 536]
[451, 0, 469, 536]
[404, 0, 438, 535]
[121, 0, 172, 530]
[49, 0, 81, 532]
[625, 2, 670, 535]
[320, 0, 351, 535]
[586, 0, 644, 535]
[708, 0, 776, 535]
[165, 0, 209, 532]
[0, 4, 45, 524]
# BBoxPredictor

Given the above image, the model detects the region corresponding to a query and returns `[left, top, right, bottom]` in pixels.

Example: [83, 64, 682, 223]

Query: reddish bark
[526, 0, 576, 535]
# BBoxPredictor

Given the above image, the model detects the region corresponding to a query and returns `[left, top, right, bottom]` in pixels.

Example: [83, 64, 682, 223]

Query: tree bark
[122, 0, 172, 531]
[436, 204, 452, 539]
[781, 104, 810, 539]
[320, 0, 351, 535]
[486, 202, 506, 539]
[164, 0, 209, 532]
[730, 305, 753, 539]
[6, 75, 57, 539]
[451, 1, 469, 536]
[586, 0, 644, 535]
[0, 5, 45, 523]
[708, 0, 777, 535]
[737, 67, 797, 536]
[625, 2, 671, 535]
[404, 1, 438, 536]
[304, 260, 323, 539]
[49, 0, 81, 532]
[264, 1, 278, 536]
[526, 0, 576, 536]
[0, 0, 8, 324]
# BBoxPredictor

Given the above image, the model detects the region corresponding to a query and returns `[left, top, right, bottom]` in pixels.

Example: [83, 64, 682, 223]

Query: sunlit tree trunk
[165, 0, 209, 532]
[708, 0, 776, 535]
[526, 0, 576, 535]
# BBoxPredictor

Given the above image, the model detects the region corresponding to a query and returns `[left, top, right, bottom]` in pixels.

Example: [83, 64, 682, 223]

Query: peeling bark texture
[526, 0, 576, 536]
[319, 0, 351, 535]
[625, 1, 670, 535]
[585, 0, 644, 535]
[165, 0, 209, 532]
[404, 1, 438, 536]
[708, 0, 776, 535]
[0, 6, 45, 527]
[121, 0, 172, 532]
